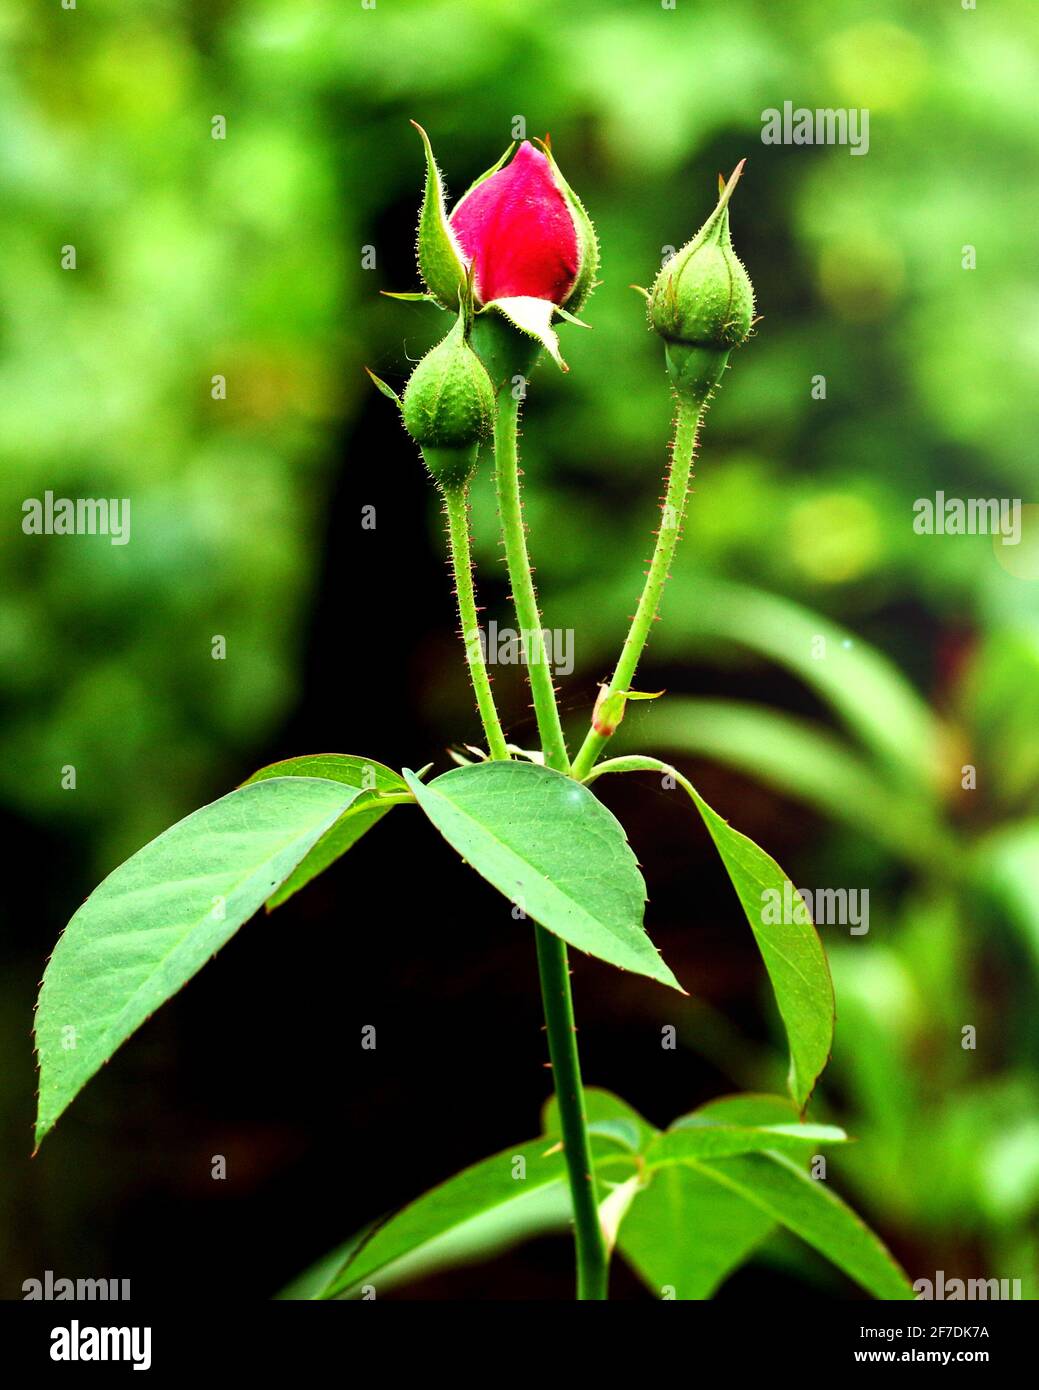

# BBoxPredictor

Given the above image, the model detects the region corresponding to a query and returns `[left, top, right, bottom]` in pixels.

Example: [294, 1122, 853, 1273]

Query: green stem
[535, 926, 608, 1301]
[570, 397, 702, 781]
[493, 391, 569, 774]
[493, 387, 607, 1300]
[443, 484, 510, 763]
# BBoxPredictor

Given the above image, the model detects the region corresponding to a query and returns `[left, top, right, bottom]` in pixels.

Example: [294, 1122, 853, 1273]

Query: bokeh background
[2, 0, 1038, 1299]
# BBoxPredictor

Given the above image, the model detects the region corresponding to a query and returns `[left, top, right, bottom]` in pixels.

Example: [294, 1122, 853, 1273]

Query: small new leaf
[365, 368, 402, 407]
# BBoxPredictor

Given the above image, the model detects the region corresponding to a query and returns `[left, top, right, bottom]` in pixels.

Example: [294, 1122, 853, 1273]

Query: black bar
[2, 1298, 1031, 1376]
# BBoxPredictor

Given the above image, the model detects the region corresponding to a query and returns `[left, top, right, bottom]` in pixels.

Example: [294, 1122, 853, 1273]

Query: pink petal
[450, 142, 579, 305]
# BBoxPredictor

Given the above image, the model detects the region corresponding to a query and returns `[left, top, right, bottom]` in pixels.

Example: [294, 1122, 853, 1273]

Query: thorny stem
[443, 484, 510, 763]
[493, 388, 608, 1302]
[534, 926, 608, 1301]
[570, 398, 702, 781]
[492, 391, 569, 775]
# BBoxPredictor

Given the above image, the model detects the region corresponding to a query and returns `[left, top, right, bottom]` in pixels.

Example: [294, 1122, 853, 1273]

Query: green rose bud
[401, 311, 495, 489]
[364, 293, 497, 493]
[648, 160, 755, 407]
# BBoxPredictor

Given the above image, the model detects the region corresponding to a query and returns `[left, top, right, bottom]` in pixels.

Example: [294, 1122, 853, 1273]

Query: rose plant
[33, 126, 914, 1302]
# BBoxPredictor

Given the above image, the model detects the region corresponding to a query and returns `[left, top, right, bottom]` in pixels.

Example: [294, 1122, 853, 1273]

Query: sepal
[487, 296, 568, 372]
[533, 136, 600, 315]
[364, 367, 403, 407]
[412, 121, 467, 309]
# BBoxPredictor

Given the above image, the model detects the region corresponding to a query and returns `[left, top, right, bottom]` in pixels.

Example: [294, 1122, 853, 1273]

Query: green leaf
[323, 1136, 633, 1299]
[403, 762, 679, 990]
[412, 120, 466, 308]
[619, 1163, 775, 1300]
[243, 754, 410, 908]
[614, 1093, 826, 1299]
[678, 768, 838, 1112]
[681, 1092, 805, 1127]
[275, 1223, 378, 1300]
[34, 777, 362, 1147]
[542, 1086, 658, 1154]
[622, 1088, 908, 1299]
[683, 1152, 915, 1300]
[586, 757, 834, 1109]
[646, 1122, 847, 1167]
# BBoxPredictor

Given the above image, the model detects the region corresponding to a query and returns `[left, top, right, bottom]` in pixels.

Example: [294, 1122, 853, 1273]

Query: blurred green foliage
[2, 0, 1038, 1297]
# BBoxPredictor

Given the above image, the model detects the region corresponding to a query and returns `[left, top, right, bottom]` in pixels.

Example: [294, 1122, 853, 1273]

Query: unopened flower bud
[450, 140, 596, 311]
[592, 686, 627, 738]
[592, 685, 665, 737]
[410, 123, 598, 375]
[401, 311, 495, 490]
[648, 161, 755, 406]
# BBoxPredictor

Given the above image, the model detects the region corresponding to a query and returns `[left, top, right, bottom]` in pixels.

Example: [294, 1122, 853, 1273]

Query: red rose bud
[411, 124, 598, 373]
[648, 161, 755, 407]
[451, 142, 581, 306]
